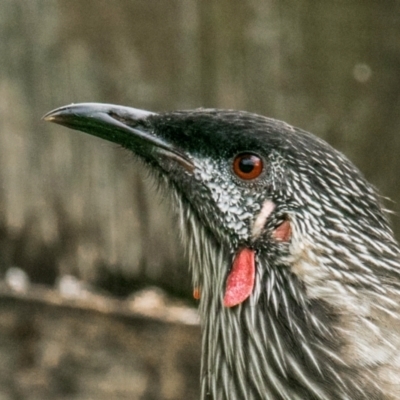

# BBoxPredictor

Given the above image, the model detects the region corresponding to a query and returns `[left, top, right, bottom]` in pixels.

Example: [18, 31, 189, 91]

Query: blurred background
[0, 1, 400, 399]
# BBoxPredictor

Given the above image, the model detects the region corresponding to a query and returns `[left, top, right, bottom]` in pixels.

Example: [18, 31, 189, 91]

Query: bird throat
[223, 248, 256, 307]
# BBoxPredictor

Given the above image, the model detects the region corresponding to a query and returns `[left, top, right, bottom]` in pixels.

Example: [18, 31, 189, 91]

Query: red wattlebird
[44, 104, 400, 399]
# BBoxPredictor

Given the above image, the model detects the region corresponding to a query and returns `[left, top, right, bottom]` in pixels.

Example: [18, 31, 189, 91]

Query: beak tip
[42, 106, 72, 124]
[42, 113, 55, 122]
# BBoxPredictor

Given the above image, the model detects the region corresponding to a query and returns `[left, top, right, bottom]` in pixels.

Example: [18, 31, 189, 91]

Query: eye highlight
[233, 153, 263, 180]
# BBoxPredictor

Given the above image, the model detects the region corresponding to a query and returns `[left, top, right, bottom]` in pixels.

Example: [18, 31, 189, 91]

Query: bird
[44, 103, 400, 400]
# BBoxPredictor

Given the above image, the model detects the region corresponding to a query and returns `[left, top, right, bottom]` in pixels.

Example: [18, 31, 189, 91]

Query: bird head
[44, 104, 400, 399]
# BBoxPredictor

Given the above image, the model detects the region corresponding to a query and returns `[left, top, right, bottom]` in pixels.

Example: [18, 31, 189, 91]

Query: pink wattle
[223, 248, 256, 307]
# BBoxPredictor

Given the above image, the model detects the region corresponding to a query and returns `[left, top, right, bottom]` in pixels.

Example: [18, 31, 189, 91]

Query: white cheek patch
[252, 200, 275, 239]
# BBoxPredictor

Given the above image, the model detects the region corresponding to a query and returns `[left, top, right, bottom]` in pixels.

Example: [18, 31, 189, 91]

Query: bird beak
[43, 103, 194, 173]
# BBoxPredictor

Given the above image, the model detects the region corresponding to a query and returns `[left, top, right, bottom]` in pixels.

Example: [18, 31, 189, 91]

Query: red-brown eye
[233, 153, 263, 180]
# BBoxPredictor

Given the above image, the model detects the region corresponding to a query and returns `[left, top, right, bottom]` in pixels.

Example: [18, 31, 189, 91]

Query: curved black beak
[43, 103, 194, 173]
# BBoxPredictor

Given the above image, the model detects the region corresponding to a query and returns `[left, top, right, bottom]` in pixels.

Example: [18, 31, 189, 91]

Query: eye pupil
[239, 157, 255, 173]
[233, 153, 263, 180]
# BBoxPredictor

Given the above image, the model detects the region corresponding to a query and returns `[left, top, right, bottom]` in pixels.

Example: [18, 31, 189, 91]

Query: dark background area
[0, 1, 400, 399]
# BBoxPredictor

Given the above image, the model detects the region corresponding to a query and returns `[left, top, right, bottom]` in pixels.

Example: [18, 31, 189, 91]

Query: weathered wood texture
[1, 0, 400, 293]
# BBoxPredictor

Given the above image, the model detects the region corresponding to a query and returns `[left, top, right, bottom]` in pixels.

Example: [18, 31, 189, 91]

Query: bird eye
[233, 153, 263, 180]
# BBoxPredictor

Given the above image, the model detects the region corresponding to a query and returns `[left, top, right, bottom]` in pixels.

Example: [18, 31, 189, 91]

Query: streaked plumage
[45, 104, 400, 399]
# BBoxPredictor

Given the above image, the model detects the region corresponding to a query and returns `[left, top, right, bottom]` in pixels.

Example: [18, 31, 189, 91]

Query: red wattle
[223, 248, 256, 307]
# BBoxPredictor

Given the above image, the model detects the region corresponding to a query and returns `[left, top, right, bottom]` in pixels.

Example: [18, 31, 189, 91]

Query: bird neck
[179, 202, 398, 399]
[192, 242, 388, 400]
[197, 249, 324, 399]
